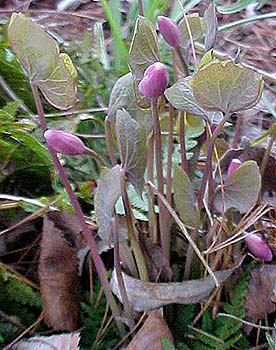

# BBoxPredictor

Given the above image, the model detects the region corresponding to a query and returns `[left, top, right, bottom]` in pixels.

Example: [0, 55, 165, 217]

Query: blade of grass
[100, 0, 129, 71]
[218, 11, 276, 32]
[170, 0, 202, 22]
[145, 0, 170, 21]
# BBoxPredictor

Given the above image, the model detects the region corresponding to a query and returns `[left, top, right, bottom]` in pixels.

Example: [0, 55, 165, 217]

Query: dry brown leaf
[11, 332, 80, 350]
[125, 311, 173, 350]
[245, 265, 276, 320]
[39, 211, 82, 331]
[111, 269, 232, 312]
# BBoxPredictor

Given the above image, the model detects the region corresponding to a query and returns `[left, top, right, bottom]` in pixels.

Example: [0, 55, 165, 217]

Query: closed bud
[44, 129, 86, 156]
[158, 16, 181, 48]
[138, 62, 169, 99]
[227, 158, 242, 177]
[245, 233, 273, 261]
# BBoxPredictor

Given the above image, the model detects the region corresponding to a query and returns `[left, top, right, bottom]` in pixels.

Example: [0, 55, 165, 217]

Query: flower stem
[197, 114, 230, 211]
[151, 98, 170, 259]
[147, 134, 158, 243]
[31, 84, 125, 336]
[179, 111, 189, 174]
[111, 217, 135, 329]
[105, 116, 116, 166]
[119, 168, 148, 281]
[166, 104, 174, 206]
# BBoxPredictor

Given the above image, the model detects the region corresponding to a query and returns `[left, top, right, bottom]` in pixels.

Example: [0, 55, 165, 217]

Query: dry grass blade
[148, 181, 219, 287]
[206, 204, 271, 254]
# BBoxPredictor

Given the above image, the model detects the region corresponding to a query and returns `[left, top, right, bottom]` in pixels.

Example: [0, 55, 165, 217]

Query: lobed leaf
[191, 60, 264, 114]
[165, 78, 205, 115]
[8, 13, 77, 110]
[173, 165, 199, 226]
[213, 160, 261, 213]
[108, 73, 153, 135]
[129, 16, 160, 108]
[115, 109, 147, 194]
[94, 165, 121, 241]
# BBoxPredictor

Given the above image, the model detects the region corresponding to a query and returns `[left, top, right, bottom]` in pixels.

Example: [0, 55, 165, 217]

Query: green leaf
[198, 50, 214, 69]
[0, 100, 21, 121]
[217, 0, 254, 15]
[191, 60, 264, 114]
[94, 165, 121, 241]
[108, 73, 153, 135]
[185, 113, 205, 139]
[213, 160, 261, 213]
[204, 4, 218, 51]
[8, 13, 77, 110]
[173, 165, 199, 226]
[115, 109, 147, 194]
[165, 78, 206, 116]
[9, 129, 51, 166]
[179, 13, 205, 51]
[129, 16, 160, 108]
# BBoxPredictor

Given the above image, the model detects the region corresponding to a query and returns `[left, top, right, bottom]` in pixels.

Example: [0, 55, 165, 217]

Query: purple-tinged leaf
[8, 13, 77, 110]
[204, 4, 218, 51]
[191, 60, 264, 114]
[129, 16, 160, 108]
[94, 165, 121, 241]
[115, 109, 147, 195]
[111, 269, 232, 311]
[214, 160, 261, 213]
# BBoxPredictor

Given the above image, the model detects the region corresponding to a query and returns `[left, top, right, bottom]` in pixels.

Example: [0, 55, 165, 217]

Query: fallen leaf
[245, 265, 276, 320]
[39, 211, 81, 331]
[191, 60, 264, 114]
[111, 269, 232, 312]
[11, 332, 80, 350]
[125, 311, 173, 350]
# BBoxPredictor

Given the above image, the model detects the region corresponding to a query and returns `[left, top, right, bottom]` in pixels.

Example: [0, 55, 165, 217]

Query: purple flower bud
[158, 16, 181, 48]
[44, 129, 86, 156]
[227, 158, 242, 177]
[245, 233, 273, 261]
[138, 62, 169, 99]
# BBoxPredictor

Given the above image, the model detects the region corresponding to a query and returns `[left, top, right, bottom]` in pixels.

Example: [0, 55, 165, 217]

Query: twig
[217, 313, 275, 330]
[138, 0, 144, 16]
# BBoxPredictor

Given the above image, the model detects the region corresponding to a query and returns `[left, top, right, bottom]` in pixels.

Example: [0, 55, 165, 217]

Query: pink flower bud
[227, 158, 242, 177]
[245, 234, 273, 261]
[158, 16, 181, 48]
[44, 129, 86, 156]
[138, 62, 169, 99]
